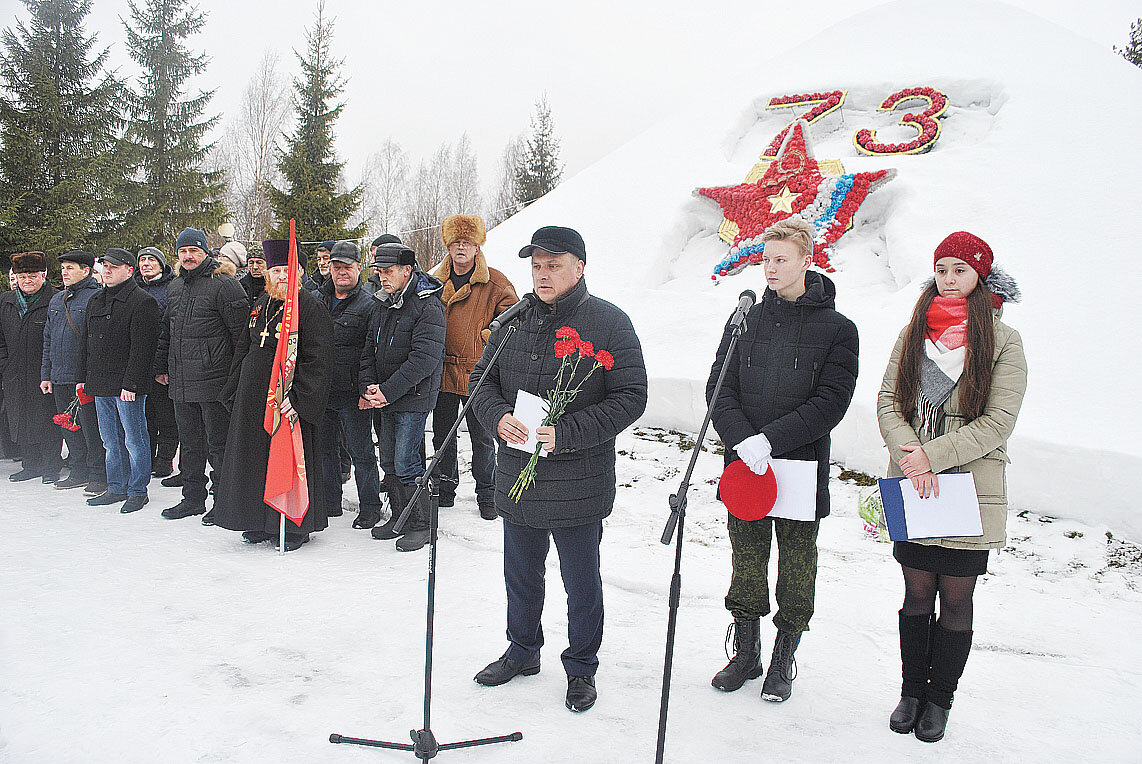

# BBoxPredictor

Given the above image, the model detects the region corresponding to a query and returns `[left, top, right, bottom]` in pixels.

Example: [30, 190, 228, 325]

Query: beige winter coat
[877, 319, 1027, 550]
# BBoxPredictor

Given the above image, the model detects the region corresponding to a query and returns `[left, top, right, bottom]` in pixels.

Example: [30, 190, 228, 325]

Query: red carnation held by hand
[594, 350, 614, 370]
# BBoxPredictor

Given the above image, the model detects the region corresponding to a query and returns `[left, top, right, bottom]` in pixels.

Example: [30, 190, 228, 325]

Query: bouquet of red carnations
[52, 387, 94, 432]
[509, 326, 614, 503]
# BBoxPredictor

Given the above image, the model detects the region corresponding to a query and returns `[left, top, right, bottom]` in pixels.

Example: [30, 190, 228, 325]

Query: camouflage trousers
[725, 514, 820, 634]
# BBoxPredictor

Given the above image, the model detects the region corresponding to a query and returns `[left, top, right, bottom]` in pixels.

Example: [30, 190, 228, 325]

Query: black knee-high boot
[915, 621, 973, 743]
[890, 611, 934, 733]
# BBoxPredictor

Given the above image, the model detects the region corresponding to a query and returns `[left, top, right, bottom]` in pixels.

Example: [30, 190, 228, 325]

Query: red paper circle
[719, 460, 778, 521]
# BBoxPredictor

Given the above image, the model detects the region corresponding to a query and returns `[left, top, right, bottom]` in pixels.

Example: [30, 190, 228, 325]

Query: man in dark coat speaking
[468, 226, 647, 714]
[213, 239, 333, 552]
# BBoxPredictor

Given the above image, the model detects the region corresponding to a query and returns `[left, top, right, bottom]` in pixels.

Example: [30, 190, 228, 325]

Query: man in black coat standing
[468, 226, 648, 714]
[0, 252, 61, 482]
[77, 248, 161, 513]
[136, 247, 179, 479]
[360, 242, 446, 552]
[706, 218, 858, 703]
[213, 239, 334, 552]
[317, 241, 384, 529]
[155, 227, 249, 522]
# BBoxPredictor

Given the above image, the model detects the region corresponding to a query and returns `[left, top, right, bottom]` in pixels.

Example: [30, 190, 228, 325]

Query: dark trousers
[53, 384, 105, 480]
[431, 391, 495, 505]
[145, 382, 179, 462]
[503, 519, 604, 677]
[726, 515, 820, 634]
[321, 394, 383, 515]
[173, 400, 230, 502]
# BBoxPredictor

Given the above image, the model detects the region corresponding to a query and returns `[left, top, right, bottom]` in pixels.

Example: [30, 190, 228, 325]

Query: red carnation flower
[52, 413, 69, 426]
[577, 340, 595, 358]
[594, 350, 615, 371]
[554, 339, 576, 358]
[556, 326, 580, 342]
[76, 389, 94, 405]
[66, 423, 82, 432]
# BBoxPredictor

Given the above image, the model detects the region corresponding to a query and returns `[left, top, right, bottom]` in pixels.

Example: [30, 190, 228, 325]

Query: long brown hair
[894, 280, 996, 422]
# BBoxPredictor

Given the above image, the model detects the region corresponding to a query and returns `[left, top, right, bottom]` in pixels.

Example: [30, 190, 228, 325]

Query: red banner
[263, 220, 309, 526]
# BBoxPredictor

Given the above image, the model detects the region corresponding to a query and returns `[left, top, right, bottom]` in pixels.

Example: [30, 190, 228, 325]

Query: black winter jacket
[359, 270, 446, 413]
[239, 272, 265, 302]
[706, 271, 859, 518]
[76, 278, 161, 397]
[318, 275, 379, 397]
[0, 283, 59, 445]
[469, 278, 648, 529]
[156, 256, 250, 403]
[135, 259, 174, 317]
[42, 275, 100, 384]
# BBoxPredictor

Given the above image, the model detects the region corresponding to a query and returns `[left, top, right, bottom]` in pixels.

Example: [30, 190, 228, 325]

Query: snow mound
[483, 0, 1142, 539]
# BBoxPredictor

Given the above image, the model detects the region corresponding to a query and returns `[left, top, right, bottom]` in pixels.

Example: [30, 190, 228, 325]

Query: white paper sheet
[506, 389, 550, 457]
[900, 472, 983, 539]
[767, 459, 818, 522]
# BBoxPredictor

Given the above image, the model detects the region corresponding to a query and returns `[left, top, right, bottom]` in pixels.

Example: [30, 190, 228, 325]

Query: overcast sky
[5, 0, 1138, 198]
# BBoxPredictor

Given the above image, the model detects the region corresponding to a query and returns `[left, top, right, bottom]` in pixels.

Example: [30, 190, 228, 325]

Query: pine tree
[119, 0, 224, 251]
[266, 0, 364, 246]
[1113, 18, 1142, 68]
[0, 0, 123, 260]
[514, 96, 563, 210]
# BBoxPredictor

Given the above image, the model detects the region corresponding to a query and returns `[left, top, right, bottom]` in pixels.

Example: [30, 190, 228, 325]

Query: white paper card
[900, 472, 983, 539]
[767, 459, 818, 522]
[507, 389, 550, 457]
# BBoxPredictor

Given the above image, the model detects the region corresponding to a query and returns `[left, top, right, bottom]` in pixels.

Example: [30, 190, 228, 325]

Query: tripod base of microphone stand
[329, 729, 523, 759]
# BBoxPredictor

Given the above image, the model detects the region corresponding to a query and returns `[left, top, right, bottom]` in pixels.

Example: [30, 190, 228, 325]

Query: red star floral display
[696, 119, 896, 278]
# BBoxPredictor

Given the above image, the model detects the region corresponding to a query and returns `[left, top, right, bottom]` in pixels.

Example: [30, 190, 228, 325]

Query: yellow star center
[767, 185, 799, 214]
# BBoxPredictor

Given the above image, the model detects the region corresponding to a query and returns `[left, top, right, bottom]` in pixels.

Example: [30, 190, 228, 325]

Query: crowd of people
[1, 217, 1025, 738]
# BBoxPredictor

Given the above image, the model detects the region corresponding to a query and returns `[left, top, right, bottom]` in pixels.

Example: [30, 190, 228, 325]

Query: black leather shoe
[120, 495, 149, 514]
[200, 509, 216, 526]
[159, 473, 185, 488]
[890, 696, 924, 734]
[87, 491, 128, 506]
[437, 494, 455, 508]
[761, 630, 800, 702]
[54, 475, 88, 490]
[283, 533, 310, 552]
[712, 618, 764, 692]
[565, 675, 597, 713]
[396, 529, 429, 552]
[371, 515, 402, 540]
[242, 531, 275, 544]
[9, 468, 42, 482]
[41, 472, 60, 484]
[479, 503, 498, 521]
[353, 510, 381, 529]
[914, 701, 950, 743]
[474, 653, 541, 687]
[161, 499, 206, 519]
[151, 459, 174, 478]
[83, 481, 108, 496]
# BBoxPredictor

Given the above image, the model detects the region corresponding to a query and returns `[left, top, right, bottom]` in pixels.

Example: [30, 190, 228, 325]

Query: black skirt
[893, 541, 989, 577]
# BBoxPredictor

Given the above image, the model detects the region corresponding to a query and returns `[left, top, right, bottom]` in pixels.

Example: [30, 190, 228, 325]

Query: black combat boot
[761, 629, 800, 702]
[711, 618, 764, 692]
[890, 611, 934, 734]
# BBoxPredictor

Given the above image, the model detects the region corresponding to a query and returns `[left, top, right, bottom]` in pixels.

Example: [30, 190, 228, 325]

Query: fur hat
[11, 252, 46, 273]
[441, 214, 486, 247]
[218, 241, 248, 268]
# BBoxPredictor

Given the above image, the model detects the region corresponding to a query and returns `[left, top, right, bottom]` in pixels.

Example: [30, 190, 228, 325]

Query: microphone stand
[330, 320, 525, 760]
[654, 310, 748, 764]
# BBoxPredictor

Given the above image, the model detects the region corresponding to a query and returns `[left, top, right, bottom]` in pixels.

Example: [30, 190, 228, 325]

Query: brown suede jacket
[431, 252, 519, 396]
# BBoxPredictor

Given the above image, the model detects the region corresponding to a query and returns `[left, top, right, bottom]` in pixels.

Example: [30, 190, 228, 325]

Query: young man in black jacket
[77, 248, 161, 513]
[317, 241, 384, 529]
[360, 243, 446, 552]
[468, 226, 648, 714]
[706, 218, 859, 703]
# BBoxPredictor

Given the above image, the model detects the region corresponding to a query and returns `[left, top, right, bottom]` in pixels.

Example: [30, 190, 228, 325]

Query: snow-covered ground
[2, 429, 1140, 763]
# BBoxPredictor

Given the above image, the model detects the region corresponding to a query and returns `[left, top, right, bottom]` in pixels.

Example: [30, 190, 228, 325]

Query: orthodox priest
[213, 239, 334, 551]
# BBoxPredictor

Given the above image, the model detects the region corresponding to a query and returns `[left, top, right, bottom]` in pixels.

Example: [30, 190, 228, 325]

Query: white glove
[735, 433, 772, 475]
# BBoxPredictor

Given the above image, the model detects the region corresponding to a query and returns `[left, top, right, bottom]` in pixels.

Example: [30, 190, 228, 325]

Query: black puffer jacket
[76, 277, 161, 397]
[0, 283, 59, 445]
[156, 256, 250, 403]
[707, 271, 859, 518]
[318, 275, 379, 398]
[469, 278, 648, 529]
[359, 270, 446, 413]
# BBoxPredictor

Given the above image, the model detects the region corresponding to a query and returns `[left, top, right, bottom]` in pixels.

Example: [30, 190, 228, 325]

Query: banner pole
[279, 512, 286, 555]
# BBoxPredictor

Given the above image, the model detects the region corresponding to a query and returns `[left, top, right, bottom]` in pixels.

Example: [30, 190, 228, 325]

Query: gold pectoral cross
[259, 324, 272, 347]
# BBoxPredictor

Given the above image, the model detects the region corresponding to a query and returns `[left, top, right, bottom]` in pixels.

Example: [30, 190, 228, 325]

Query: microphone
[489, 294, 537, 331]
[730, 289, 756, 328]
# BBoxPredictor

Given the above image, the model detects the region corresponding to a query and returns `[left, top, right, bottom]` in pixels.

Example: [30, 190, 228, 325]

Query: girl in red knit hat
[876, 231, 1026, 743]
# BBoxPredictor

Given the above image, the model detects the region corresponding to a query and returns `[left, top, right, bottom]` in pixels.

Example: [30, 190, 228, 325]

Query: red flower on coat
[577, 340, 595, 358]
[594, 350, 614, 370]
[556, 326, 580, 342]
[554, 339, 577, 358]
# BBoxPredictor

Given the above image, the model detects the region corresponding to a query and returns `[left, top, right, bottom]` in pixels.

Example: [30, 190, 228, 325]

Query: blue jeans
[503, 519, 605, 677]
[321, 394, 383, 514]
[377, 410, 428, 486]
[95, 395, 152, 496]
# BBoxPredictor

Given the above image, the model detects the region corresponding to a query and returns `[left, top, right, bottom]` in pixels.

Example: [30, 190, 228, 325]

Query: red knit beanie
[933, 231, 993, 280]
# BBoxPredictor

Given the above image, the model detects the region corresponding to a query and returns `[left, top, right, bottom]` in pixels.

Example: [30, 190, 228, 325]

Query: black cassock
[214, 288, 333, 536]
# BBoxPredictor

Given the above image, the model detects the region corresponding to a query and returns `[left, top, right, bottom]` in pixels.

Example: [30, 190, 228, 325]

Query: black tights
[901, 565, 977, 632]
